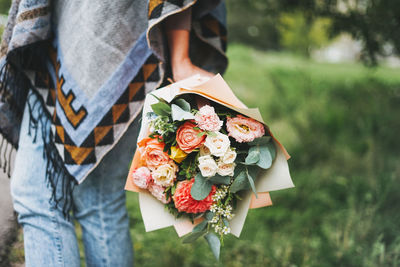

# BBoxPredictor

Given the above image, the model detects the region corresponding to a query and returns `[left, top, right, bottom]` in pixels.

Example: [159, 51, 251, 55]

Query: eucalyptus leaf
[193, 220, 208, 233]
[230, 170, 249, 193]
[208, 174, 231, 185]
[171, 104, 195, 121]
[182, 230, 207, 243]
[204, 233, 221, 260]
[174, 98, 191, 112]
[248, 167, 260, 181]
[257, 142, 276, 169]
[248, 136, 272, 146]
[191, 173, 213, 200]
[151, 102, 171, 116]
[245, 149, 260, 165]
[223, 218, 230, 227]
[246, 168, 258, 196]
[205, 211, 215, 221]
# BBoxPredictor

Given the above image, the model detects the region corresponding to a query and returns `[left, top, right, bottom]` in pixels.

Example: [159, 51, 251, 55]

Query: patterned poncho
[0, 0, 227, 215]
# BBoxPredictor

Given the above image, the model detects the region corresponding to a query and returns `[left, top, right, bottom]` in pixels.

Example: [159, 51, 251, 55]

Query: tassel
[0, 41, 76, 219]
[26, 90, 76, 220]
[0, 136, 14, 178]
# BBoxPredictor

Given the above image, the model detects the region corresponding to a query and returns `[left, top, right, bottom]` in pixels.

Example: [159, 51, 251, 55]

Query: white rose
[204, 132, 230, 157]
[217, 161, 236, 176]
[199, 145, 211, 156]
[198, 155, 218, 177]
[152, 162, 178, 187]
[222, 149, 237, 164]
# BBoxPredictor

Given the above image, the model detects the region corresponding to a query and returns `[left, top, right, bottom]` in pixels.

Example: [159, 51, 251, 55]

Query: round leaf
[204, 233, 221, 260]
[191, 173, 213, 200]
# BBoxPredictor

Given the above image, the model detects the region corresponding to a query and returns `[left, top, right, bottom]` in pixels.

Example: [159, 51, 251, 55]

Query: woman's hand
[171, 57, 214, 82]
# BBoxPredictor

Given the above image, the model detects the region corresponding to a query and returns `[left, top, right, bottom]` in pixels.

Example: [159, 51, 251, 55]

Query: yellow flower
[169, 146, 188, 163]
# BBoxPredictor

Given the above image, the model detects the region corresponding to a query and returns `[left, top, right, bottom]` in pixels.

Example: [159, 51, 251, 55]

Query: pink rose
[226, 115, 265, 143]
[138, 137, 171, 170]
[148, 182, 170, 204]
[176, 121, 206, 153]
[131, 167, 153, 189]
[195, 105, 223, 132]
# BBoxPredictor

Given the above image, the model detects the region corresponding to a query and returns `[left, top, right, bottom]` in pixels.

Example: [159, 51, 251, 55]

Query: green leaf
[151, 102, 171, 116]
[197, 131, 207, 137]
[171, 104, 195, 121]
[182, 230, 207, 243]
[204, 233, 221, 260]
[206, 131, 217, 137]
[248, 166, 260, 180]
[208, 174, 231, 185]
[248, 136, 271, 146]
[205, 211, 215, 221]
[245, 149, 260, 165]
[257, 142, 276, 169]
[193, 220, 208, 233]
[230, 170, 249, 193]
[149, 93, 162, 102]
[223, 218, 230, 227]
[171, 184, 176, 195]
[246, 168, 258, 196]
[191, 173, 213, 200]
[174, 98, 191, 112]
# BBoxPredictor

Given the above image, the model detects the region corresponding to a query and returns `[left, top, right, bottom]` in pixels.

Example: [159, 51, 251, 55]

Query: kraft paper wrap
[125, 74, 294, 237]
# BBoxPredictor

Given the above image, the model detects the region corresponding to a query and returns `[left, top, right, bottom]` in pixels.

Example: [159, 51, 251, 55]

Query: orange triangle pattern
[112, 104, 128, 123]
[55, 126, 65, 143]
[64, 145, 93, 165]
[94, 126, 113, 146]
[148, 0, 164, 17]
[129, 82, 144, 100]
[143, 64, 157, 80]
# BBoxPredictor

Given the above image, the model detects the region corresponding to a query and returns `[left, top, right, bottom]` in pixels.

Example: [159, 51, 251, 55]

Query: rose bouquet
[125, 75, 294, 259]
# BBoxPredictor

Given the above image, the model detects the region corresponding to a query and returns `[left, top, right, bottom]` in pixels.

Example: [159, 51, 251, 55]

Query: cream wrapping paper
[125, 74, 294, 237]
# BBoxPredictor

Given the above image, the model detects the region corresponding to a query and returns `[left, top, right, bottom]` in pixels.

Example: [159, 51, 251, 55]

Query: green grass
[125, 44, 400, 266]
[11, 44, 400, 266]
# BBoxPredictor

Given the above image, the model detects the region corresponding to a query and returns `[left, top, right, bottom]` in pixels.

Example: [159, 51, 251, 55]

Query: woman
[0, 0, 227, 266]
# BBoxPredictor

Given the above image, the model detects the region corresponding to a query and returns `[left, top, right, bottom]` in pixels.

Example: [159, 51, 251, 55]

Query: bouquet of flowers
[125, 74, 294, 259]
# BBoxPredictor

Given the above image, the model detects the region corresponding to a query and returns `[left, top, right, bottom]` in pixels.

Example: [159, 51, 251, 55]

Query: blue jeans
[11, 93, 138, 266]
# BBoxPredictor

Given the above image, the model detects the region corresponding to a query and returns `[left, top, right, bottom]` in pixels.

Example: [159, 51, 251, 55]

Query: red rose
[173, 179, 216, 214]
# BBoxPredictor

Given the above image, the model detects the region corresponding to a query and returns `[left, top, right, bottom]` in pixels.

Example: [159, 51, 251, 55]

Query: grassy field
[10, 44, 400, 266]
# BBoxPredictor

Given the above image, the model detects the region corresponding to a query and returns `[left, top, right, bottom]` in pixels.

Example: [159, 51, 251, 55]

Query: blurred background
[1, 0, 400, 266]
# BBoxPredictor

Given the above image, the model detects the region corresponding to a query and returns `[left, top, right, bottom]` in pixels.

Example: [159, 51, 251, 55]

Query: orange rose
[176, 121, 206, 153]
[138, 137, 170, 170]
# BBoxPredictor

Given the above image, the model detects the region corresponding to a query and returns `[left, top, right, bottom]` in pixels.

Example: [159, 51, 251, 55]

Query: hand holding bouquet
[125, 75, 294, 259]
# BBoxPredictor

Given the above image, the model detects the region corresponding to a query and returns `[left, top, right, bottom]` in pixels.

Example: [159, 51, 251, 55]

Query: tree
[227, 0, 400, 65]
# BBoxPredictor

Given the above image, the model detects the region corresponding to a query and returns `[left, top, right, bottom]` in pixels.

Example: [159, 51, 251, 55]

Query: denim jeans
[11, 93, 139, 267]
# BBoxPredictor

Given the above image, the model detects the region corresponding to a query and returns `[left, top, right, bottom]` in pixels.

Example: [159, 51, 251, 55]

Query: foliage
[278, 12, 331, 56]
[0, 0, 9, 15]
[226, 0, 400, 64]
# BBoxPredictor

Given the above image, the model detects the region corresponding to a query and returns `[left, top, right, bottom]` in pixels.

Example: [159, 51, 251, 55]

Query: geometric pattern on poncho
[32, 47, 161, 181]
